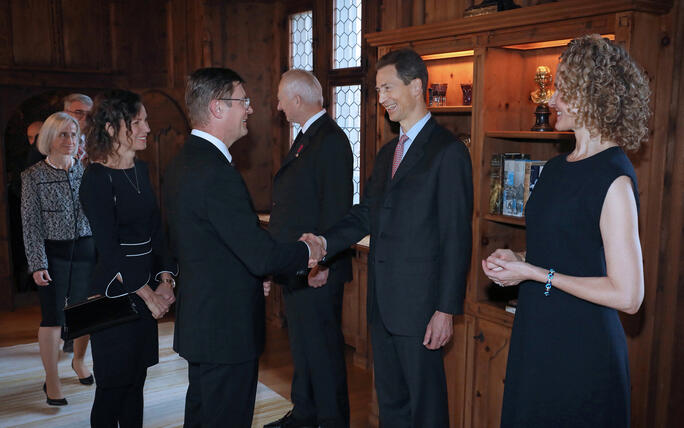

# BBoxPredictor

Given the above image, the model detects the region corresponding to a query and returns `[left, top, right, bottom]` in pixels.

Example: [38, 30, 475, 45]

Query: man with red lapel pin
[265, 69, 354, 428]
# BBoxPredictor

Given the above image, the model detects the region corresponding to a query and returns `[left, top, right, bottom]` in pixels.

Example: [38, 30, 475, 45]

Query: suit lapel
[386, 118, 436, 191]
[188, 134, 233, 168]
[277, 115, 328, 176]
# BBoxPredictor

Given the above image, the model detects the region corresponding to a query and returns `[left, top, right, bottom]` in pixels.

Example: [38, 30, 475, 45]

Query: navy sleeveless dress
[501, 146, 638, 428]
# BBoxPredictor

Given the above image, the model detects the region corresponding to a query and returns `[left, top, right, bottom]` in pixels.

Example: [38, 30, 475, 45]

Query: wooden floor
[0, 304, 373, 427]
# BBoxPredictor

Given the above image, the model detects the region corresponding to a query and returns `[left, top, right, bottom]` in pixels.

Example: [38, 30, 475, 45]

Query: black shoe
[43, 382, 68, 406]
[62, 339, 73, 353]
[263, 410, 316, 428]
[71, 360, 94, 385]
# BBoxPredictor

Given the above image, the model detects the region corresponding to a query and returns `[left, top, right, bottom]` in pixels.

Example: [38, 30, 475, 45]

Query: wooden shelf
[483, 213, 526, 227]
[428, 105, 472, 114]
[466, 300, 515, 326]
[486, 130, 574, 140]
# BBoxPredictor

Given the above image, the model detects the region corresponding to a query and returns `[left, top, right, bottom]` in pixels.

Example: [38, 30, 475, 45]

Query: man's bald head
[279, 69, 324, 107]
[277, 69, 324, 126]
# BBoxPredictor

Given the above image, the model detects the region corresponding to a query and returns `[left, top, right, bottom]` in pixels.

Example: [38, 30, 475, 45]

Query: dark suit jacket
[164, 135, 309, 365]
[269, 113, 354, 288]
[323, 117, 473, 337]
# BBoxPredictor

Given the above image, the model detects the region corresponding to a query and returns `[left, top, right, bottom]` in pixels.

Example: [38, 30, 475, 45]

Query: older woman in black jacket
[21, 112, 95, 406]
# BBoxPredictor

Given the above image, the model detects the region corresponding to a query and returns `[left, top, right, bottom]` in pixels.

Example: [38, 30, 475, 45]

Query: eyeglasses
[65, 109, 89, 119]
[219, 97, 250, 108]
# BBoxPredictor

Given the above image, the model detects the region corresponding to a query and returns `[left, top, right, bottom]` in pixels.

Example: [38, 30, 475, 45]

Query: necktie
[391, 134, 408, 178]
[288, 131, 303, 161]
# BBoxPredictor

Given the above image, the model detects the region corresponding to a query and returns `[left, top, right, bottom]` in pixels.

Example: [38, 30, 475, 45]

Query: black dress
[501, 146, 638, 428]
[80, 160, 176, 388]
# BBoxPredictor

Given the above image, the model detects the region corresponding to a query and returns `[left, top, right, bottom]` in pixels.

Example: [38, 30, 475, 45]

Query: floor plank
[0, 305, 373, 427]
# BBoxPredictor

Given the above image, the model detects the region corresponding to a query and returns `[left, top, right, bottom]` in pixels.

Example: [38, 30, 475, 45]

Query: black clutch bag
[63, 294, 140, 340]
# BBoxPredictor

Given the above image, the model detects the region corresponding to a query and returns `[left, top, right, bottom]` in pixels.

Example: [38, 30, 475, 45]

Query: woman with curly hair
[482, 34, 649, 427]
[80, 89, 177, 427]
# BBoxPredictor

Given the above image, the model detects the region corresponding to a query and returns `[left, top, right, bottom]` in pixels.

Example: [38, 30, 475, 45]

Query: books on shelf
[488, 153, 545, 218]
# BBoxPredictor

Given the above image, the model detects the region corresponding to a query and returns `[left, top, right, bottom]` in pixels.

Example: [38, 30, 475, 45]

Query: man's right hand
[32, 269, 52, 286]
[299, 233, 327, 267]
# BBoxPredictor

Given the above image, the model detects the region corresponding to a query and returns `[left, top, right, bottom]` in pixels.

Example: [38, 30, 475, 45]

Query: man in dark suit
[163, 67, 325, 428]
[304, 49, 473, 427]
[264, 69, 353, 428]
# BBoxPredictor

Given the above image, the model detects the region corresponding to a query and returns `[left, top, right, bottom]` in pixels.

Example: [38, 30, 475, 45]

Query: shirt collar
[191, 129, 232, 164]
[400, 112, 431, 142]
[301, 109, 326, 134]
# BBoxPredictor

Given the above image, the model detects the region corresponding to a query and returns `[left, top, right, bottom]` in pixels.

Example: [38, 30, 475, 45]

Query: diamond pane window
[333, 0, 362, 69]
[289, 10, 313, 141]
[333, 85, 361, 203]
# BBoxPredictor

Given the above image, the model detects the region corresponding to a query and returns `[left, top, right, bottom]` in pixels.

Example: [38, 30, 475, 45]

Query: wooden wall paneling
[360, 0, 381, 189]
[61, 0, 110, 69]
[137, 89, 189, 200]
[615, 11, 670, 428]
[424, 0, 464, 24]
[208, 1, 278, 212]
[641, 3, 683, 426]
[112, 0, 170, 88]
[658, 4, 684, 426]
[9, 0, 54, 66]
[412, 0, 425, 26]
[270, 1, 286, 180]
[380, 0, 413, 31]
[0, 1, 12, 65]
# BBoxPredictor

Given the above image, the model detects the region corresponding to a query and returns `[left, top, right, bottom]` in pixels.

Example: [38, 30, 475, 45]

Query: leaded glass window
[333, 0, 362, 69]
[333, 85, 361, 203]
[289, 11, 313, 140]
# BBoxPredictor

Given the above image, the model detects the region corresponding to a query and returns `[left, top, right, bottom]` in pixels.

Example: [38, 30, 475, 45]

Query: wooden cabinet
[366, 1, 676, 426]
[342, 244, 370, 369]
[471, 317, 512, 428]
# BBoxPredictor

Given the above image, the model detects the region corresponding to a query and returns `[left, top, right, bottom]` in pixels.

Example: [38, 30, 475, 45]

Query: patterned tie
[391, 134, 408, 178]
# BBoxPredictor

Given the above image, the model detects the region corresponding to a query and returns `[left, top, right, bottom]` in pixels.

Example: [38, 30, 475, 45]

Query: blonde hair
[36, 112, 80, 156]
[556, 34, 651, 150]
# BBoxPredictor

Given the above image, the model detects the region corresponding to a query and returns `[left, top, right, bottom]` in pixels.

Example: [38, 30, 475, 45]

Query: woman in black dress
[80, 89, 177, 428]
[21, 112, 95, 406]
[482, 35, 650, 427]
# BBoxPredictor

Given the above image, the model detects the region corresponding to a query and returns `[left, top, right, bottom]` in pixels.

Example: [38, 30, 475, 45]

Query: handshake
[263, 233, 329, 296]
[299, 232, 327, 268]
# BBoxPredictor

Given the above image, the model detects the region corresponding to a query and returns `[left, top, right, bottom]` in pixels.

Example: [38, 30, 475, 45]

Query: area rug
[0, 321, 291, 427]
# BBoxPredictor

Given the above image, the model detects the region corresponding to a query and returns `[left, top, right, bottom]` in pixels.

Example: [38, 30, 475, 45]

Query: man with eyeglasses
[163, 67, 326, 428]
[63, 93, 92, 163]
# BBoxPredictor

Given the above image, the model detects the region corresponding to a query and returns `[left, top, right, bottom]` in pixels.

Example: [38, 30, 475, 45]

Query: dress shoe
[62, 339, 73, 353]
[263, 410, 316, 428]
[71, 360, 94, 385]
[43, 382, 68, 406]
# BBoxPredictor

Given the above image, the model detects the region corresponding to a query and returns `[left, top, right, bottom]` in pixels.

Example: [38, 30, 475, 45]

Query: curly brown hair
[556, 34, 651, 150]
[86, 89, 142, 163]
